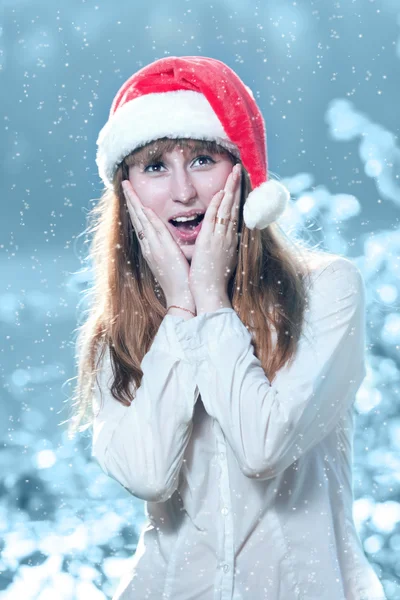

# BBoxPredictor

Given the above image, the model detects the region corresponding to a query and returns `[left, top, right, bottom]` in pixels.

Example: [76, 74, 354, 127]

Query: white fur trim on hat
[96, 90, 240, 189]
[243, 179, 290, 230]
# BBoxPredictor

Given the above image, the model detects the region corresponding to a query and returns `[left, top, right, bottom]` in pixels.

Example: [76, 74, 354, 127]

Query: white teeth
[172, 214, 200, 223]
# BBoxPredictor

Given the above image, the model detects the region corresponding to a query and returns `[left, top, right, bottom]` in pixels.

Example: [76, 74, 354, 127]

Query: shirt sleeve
[174, 256, 367, 480]
[91, 314, 198, 502]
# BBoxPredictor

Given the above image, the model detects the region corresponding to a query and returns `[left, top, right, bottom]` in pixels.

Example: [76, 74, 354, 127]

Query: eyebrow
[136, 143, 215, 166]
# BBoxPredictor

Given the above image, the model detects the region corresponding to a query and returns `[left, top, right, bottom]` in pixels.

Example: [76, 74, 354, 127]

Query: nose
[169, 166, 197, 203]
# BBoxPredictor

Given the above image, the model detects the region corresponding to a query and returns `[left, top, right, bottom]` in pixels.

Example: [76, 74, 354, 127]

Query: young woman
[69, 56, 386, 599]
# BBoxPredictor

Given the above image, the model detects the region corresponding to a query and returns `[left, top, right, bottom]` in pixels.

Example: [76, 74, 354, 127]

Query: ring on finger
[125, 200, 149, 244]
[214, 215, 230, 226]
[214, 215, 238, 228]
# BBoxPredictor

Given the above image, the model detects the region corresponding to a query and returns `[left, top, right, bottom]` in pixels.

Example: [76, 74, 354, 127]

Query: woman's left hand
[188, 163, 242, 303]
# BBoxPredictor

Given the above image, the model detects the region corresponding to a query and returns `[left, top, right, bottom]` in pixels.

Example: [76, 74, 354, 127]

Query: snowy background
[1, 0, 400, 598]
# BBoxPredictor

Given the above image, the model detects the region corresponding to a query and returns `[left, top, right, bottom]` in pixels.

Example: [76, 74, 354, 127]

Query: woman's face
[128, 144, 235, 263]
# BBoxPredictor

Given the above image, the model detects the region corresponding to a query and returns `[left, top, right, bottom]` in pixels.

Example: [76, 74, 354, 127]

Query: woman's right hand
[121, 180, 195, 310]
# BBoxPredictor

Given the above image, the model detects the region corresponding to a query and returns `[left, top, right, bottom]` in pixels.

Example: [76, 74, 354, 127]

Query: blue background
[1, 0, 399, 597]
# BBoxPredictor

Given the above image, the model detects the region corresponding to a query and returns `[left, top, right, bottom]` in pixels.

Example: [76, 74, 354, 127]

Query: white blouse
[91, 256, 387, 600]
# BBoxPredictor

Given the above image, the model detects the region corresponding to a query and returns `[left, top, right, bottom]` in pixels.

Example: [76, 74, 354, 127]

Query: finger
[220, 164, 240, 209]
[122, 183, 175, 249]
[128, 202, 186, 267]
[145, 207, 181, 249]
[121, 184, 155, 256]
[122, 180, 148, 234]
[143, 207, 161, 233]
[215, 166, 237, 234]
[201, 189, 225, 240]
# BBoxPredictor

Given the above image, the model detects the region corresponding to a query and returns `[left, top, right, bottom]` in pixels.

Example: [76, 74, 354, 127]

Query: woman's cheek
[201, 184, 222, 205]
[196, 172, 229, 201]
[143, 184, 170, 216]
[134, 178, 168, 208]
[148, 180, 169, 204]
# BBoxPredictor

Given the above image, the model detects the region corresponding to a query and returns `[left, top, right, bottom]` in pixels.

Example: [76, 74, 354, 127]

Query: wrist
[166, 295, 196, 320]
[195, 293, 232, 315]
[167, 295, 195, 311]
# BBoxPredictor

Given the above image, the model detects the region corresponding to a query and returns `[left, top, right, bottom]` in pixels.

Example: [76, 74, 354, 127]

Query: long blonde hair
[66, 137, 333, 439]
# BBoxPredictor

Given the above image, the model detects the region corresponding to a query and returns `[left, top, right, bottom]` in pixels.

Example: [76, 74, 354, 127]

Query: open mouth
[168, 214, 205, 242]
[169, 213, 205, 231]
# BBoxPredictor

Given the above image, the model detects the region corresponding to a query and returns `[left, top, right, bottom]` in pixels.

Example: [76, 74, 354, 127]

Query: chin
[180, 245, 194, 260]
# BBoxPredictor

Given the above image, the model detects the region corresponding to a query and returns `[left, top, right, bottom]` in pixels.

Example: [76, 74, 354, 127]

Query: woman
[69, 56, 386, 599]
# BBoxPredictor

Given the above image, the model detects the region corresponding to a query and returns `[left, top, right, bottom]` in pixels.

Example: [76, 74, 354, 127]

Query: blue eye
[144, 162, 165, 173]
[193, 155, 215, 166]
[143, 155, 215, 173]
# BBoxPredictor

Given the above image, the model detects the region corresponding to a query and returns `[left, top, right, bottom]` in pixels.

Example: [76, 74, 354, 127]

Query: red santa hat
[96, 55, 290, 230]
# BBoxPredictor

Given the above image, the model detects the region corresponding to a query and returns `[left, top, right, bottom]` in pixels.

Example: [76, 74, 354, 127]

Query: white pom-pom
[243, 180, 290, 230]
